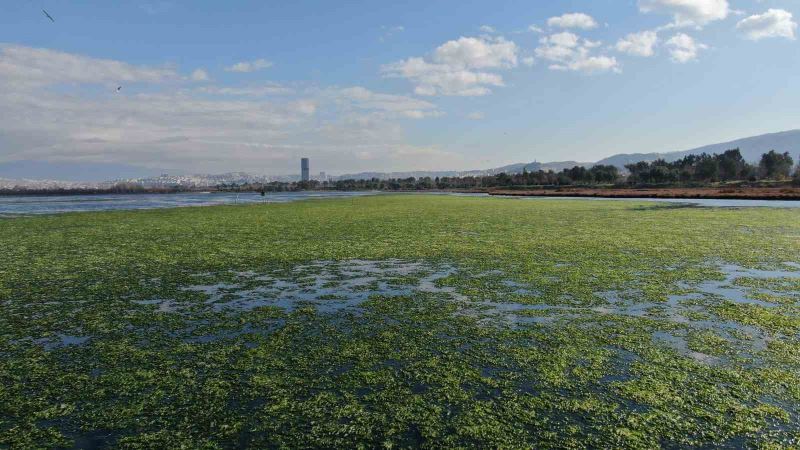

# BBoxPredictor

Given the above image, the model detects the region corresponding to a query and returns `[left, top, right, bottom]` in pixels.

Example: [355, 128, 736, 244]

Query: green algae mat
[2, 195, 800, 448]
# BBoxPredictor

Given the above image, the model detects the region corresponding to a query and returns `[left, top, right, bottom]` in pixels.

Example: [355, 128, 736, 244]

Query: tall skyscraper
[301, 158, 309, 182]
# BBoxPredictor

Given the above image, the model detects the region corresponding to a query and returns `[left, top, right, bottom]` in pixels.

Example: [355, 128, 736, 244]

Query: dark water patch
[128, 260, 794, 365]
[68, 429, 118, 450]
[601, 347, 641, 384]
[592, 290, 654, 317]
[652, 331, 723, 365]
[676, 263, 800, 308]
[132, 298, 181, 312]
[23, 334, 91, 351]
[175, 260, 469, 314]
[183, 322, 284, 345]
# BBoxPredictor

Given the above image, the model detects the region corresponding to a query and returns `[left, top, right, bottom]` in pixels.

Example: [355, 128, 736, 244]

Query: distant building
[318, 171, 327, 181]
[301, 158, 310, 182]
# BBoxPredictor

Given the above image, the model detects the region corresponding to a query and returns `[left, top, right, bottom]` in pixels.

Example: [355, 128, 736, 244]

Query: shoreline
[3, 186, 800, 202]
[489, 186, 800, 201]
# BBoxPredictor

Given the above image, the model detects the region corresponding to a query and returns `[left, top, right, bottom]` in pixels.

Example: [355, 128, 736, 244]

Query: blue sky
[1, 0, 798, 176]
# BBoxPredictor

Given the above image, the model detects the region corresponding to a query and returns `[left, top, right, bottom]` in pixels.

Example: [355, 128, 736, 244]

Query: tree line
[625, 149, 795, 184]
[4, 149, 798, 196]
[239, 149, 798, 193]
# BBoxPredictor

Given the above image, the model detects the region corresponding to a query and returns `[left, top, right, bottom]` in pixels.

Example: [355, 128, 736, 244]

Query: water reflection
[0, 191, 376, 215]
[1, 191, 798, 216]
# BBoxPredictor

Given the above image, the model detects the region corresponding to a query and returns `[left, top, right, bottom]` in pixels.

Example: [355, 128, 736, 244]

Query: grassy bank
[2, 195, 800, 448]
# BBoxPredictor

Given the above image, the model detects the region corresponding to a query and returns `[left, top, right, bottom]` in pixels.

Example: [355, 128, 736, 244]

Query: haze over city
[1, 0, 799, 179]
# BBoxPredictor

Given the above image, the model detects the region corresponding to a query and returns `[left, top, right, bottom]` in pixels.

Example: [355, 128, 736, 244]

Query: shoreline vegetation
[3, 148, 799, 199]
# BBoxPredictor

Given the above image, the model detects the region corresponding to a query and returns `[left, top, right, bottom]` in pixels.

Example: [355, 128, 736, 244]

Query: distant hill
[479, 160, 591, 175]
[4, 130, 798, 187]
[332, 161, 590, 180]
[336, 130, 800, 180]
[597, 130, 800, 168]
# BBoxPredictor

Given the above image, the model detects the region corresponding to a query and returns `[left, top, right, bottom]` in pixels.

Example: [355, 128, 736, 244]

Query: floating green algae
[1, 195, 800, 448]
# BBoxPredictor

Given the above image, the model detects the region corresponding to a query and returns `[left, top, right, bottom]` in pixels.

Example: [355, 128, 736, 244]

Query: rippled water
[0, 191, 376, 215]
[1, 191, 798, 216]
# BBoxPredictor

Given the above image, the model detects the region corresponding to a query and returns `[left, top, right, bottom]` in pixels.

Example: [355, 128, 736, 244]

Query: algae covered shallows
[2, 194, 800, 448]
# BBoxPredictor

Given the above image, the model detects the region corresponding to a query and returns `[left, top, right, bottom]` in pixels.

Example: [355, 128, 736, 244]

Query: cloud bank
[382, 36, 518, 96]
[0, 44, 451, 174]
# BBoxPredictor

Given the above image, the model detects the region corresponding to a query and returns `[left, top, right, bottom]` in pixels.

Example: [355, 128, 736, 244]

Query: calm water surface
[0, 191, 798, 215]
[0, 191, 376, 215]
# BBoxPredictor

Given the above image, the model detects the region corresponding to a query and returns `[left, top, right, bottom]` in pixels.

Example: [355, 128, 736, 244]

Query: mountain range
[1, 129, 798, 187]
[330, 160, 589, 181]
[594, 129, 800, 168]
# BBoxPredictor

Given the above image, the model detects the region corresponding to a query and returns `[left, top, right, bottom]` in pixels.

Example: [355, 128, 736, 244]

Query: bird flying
[42, 9, 55, 22]
[117, 86, 122, 92]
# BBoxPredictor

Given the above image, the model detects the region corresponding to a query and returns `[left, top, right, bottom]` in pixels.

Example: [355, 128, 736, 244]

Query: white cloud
[467, 112, 485, 120]
[198, 83, 294, 96]
[0, 43, 179, 87]
[479, 25, 495, 33]
[736, 9, 797, 41]
[190, 68, 210, 81]
[522, 56, 535, 66]
[528, 25, 544, 33]
[638, 0, 729, 27]
[0, 88, 319, 168]
[383, 58, 504, 96]
[552, 55, 619, 73]
[583, 39, 602, 49]
[432, 36, 518, 69]
[0, 44, 450, 174]
[615, 30, 659, 56]
[382, 36, 519, 96]
[224, 58, 273, 73]
[665, 33, 707, 62]
[547, 13, 599, 30]
[535, 32, 620, 73]
[535, 32, 579, 61]
[332, 86, 442, 119]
